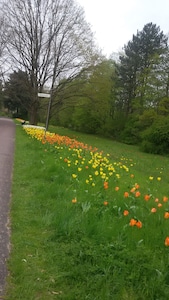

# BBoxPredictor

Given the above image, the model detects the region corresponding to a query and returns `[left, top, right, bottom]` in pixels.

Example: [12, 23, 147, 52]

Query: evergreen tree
[113, 23, 168, 144]
[4, 70, 32, 118]
[116, 23, 168, 117]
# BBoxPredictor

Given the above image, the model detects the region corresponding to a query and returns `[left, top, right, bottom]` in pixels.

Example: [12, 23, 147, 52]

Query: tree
[77, 59, 114, 134]
[3, 70, 32, 118]
[0, 13, 11, 114]
[2, 0, 99, 124]
[116, 23, 168, 117]
[54, 59, 115, 135]
[113, 23, 168, 144]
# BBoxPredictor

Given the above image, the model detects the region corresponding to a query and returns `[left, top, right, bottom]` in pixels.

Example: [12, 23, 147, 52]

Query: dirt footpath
[0, 117, 15, 298]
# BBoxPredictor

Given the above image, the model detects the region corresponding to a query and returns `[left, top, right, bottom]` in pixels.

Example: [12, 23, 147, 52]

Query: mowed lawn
[6, 123, 169, 300]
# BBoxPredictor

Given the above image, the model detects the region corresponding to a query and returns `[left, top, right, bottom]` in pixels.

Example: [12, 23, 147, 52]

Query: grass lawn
[6, 123, 169, 299]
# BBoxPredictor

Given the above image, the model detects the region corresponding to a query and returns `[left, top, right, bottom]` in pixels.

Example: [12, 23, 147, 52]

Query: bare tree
[2, 0, 99, 124]
[0, 15, 11, 83]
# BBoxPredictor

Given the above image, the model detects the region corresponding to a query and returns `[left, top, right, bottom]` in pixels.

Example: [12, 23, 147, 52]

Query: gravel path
[0, 117, 15, 299]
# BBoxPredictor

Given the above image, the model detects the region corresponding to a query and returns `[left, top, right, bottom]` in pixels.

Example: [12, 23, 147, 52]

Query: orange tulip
[124, 192, 129, 198]
[165, 237, 169, 246]
[104, 181, 109, 189]
[151, 208, 157, 213]
[103, 201, 108, 206]
[163, 196, 168, 203]
[144, 194, 151, 201]
[72, 198, 77, 203]
[135, 191, 141, 197]
[136, 221, 142, 228]
[164, 212, 169, 219]
[130, 187, 136, 193]
[123, 210, 129, 216]
[115, 186, 119, 191]
[129, 218, 137, 226]
[158, 203, 162, 208]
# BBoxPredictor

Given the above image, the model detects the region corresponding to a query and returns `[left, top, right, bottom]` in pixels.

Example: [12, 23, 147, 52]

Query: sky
[77, 0, 169, 57]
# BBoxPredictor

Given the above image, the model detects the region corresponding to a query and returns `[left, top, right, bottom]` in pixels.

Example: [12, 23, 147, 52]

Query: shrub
[120, 115, 141, 145]
[141, 116, 169, 155]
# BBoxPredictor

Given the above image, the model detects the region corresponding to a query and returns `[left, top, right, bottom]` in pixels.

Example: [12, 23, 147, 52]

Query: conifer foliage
[113, 23, 169, 151]
[116, 23, 168, 117]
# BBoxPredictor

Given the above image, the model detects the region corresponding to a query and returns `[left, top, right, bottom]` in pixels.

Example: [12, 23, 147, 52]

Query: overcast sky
[77, 0, 169, 57]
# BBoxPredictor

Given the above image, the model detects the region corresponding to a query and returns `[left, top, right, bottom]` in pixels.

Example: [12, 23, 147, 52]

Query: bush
[120, 115, 141, 145]
[141, 116, 169, 155]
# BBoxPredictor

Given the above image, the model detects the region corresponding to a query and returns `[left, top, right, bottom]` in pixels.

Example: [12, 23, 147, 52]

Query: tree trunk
[29, 106, 38, 125]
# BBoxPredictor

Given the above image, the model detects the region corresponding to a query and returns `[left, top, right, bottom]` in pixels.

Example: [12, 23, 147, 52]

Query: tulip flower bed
[7, 124, 169, 299]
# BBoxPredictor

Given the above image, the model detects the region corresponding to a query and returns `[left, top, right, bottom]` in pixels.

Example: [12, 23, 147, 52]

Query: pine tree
[116, 23, 168, 116]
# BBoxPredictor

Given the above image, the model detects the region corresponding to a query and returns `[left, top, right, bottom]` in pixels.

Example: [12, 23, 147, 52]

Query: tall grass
[6, 124, 169, 299]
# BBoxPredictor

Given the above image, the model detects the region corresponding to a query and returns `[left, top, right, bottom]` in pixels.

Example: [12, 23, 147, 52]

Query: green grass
[6, 124, 169, 299]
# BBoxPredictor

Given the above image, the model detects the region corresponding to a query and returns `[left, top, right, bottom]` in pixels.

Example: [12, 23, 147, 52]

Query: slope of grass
[6, 124, 169, 299]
